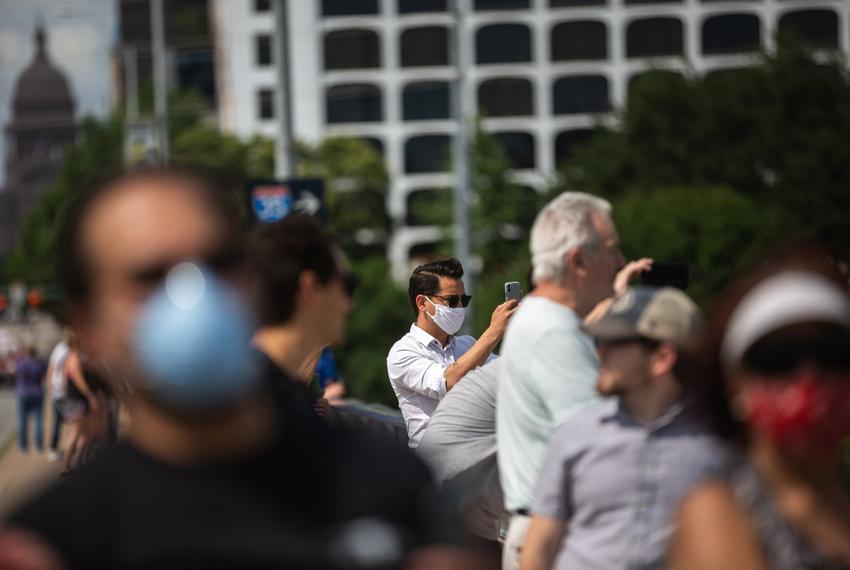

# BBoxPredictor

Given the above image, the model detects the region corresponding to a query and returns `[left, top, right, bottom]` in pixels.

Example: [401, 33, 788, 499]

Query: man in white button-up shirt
[387, 257, 516, 448]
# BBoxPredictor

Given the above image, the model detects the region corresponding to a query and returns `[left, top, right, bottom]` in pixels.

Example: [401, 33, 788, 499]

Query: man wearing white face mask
[387, 257, 517, 448]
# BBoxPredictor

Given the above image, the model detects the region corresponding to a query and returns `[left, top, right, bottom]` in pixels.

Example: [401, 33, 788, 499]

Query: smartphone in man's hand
[504, 281, 522, 303]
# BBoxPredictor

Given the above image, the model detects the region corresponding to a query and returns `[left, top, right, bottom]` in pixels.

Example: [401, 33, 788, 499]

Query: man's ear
[651, 343, 678, 377]
[297, 270, 319, 303]
[416, 294, 429, 313]
[566, 248, 587, 277]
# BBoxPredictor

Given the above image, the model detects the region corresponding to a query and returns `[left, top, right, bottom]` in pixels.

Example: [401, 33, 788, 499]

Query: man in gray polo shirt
[521, 287, 728, 570]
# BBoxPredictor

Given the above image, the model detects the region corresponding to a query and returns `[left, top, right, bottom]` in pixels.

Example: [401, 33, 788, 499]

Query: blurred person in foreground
[521, 287, 728, 570]
[15, 346, 48, 453]
[497, 192, 628, 569]
[387, 257, 517, 448]
[247, 215, 355, 420]
[1, 168, 465, 570]
[671, 247, 850, 570]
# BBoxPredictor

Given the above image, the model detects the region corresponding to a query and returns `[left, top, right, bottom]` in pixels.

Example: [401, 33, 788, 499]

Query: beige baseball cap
[582, 286, 703, 347]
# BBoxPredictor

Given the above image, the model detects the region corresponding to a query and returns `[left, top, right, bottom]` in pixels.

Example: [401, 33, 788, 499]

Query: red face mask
[741, 371, 850, 462]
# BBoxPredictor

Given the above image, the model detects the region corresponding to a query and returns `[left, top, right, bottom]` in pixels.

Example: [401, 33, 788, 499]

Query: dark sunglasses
[340, 272, 358, 298]
[129, 247, 243, 287]
[430, 294, 472, 309]
[742, 332, 850, 376]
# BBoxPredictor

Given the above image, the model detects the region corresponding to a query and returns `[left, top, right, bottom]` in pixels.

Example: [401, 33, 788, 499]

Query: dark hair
[681, 242, 848, 447]
[56, 165, 241, 305]
[246, 214, 339, 326]
[407, 257, 464, 316]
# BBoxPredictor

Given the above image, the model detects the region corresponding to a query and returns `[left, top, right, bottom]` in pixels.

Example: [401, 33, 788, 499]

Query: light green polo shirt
[496, 295, 601, 512]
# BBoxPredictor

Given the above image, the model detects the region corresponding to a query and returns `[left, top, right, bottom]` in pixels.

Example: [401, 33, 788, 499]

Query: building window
[551, 21, 607, 61]
[553, 75, 609, 115]
[322, 0, 379, 17]
[550, 0, 605, 6]
[476, 24, 532, 64]
[554, 129, 593, 167]
[401, 27, 449, 67]
[403, 82, 451, 121]
[493, 132, 535, 169]
[475, 0, 530, 9]
[778, 10, 839, 50]
[627, 17, 684, 58]
[478, 78, 534, 117]
[702, 14, 761, 55]
[257, 88, 274, 120]
[399, 0, 447, 13]
[405, 135, 452, 173]
[326, 84, 383, 123]
[624, 0, 680, 4]
[254, 0, 271, 12]
[324, 29, 381, 70]
[255, 34, 272, 66]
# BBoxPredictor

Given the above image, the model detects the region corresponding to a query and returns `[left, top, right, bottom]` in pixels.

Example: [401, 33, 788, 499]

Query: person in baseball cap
[521, 287, 728, 570]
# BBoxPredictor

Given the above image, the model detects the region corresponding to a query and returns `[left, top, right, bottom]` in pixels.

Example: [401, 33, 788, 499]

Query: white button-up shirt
[387, 324, 493, 448]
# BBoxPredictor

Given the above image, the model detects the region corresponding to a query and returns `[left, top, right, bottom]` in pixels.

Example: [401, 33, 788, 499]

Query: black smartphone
[641, 262, 690, 290]
[504, 281, 522, 303]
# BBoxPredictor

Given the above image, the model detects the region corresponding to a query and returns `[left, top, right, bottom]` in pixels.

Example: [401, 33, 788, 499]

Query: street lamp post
[452, 0, 473, 332]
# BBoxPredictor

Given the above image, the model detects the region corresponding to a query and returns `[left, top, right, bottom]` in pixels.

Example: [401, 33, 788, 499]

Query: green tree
[296, 137, 390, 260]
[560, 47, 850, 264]
[613, 186, 789, 302]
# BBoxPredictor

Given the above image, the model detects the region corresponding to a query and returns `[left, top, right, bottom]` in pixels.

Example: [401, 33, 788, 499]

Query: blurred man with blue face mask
[3, 169, 470, 570]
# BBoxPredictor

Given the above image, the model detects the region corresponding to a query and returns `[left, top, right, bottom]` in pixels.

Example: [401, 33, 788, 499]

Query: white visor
[721, 271, 850, 370]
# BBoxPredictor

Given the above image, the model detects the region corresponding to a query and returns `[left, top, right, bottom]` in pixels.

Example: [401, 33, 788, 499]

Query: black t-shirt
[8, 358, 450, 569]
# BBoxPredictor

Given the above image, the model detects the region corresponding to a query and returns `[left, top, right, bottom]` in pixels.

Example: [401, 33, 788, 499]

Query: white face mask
[425, 296, 465, 335]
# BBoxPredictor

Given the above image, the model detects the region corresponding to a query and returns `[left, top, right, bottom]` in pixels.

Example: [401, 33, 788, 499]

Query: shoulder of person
[550, 399, 612, 442]
[671, 478, 764, 568]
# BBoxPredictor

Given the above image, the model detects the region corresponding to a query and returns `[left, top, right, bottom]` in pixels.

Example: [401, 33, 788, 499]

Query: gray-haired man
[497, 192, 626, 569]
[521, 287, 728, 570]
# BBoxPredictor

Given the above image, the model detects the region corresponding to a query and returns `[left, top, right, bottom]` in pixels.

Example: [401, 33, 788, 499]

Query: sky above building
[0, 0, 116, 187]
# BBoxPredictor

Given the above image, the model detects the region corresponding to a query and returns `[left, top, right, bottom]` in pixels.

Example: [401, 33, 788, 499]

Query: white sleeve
[387, 345, 448, 400]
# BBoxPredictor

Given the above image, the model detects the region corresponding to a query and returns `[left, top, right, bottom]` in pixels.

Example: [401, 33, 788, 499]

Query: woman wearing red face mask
[671, 246, 850, 570]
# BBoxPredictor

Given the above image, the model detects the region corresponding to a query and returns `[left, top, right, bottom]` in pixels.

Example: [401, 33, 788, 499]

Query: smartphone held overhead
[505, 281, 522, 303]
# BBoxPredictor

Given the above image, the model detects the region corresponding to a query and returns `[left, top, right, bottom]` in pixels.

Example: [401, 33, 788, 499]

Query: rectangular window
[258, 89, 274, 120]
[256, 35, 272, 66]
[255, 0, 271, 12]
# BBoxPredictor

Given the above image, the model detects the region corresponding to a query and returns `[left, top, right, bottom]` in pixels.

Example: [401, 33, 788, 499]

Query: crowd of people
[1, 167, 850, 569]
[387, 193, 850, 569]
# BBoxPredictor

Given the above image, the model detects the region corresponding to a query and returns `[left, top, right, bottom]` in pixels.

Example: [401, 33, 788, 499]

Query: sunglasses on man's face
[430, 294, 472, 309]
[340, 272, 358, 298]
[742, 332, 850, 376]
[129, 247, 243, 289]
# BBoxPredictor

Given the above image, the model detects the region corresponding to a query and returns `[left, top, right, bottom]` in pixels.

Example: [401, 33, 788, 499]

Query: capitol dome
[11, 25, 75, 122]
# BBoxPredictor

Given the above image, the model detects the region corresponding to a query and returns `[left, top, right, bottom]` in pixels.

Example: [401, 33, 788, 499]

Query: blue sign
[247, 179, 326, 224]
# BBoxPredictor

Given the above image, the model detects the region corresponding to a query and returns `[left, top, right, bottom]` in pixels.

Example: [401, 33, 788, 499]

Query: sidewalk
[0, 390, 62, 515]
[0, 445, 61, 515]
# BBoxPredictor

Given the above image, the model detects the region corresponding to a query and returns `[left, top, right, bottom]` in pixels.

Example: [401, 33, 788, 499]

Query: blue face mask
[134, 262, 260, 413]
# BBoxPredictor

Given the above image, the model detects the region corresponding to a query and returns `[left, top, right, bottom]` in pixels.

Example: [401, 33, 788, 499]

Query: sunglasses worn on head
[743, 332, 850, 376]
[431, 294, 472, 309]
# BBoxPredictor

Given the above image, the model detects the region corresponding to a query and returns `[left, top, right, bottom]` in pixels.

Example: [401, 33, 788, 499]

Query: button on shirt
[387, 324, 491, 448]
[532, 398, 729, 570]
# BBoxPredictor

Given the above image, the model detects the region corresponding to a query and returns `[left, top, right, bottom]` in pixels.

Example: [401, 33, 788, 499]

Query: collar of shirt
[409, 324, 455, 352]
[600, 397, 689, 432]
